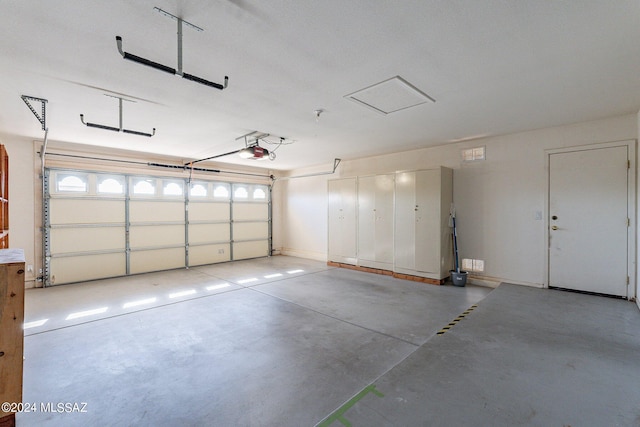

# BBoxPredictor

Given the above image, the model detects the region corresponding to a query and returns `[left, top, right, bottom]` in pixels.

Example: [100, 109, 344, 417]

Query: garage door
[231, 183, 270, 260]
[45, 169, 270, 286]
[48, 171, 127, 284]
[187, 181, 231, 266]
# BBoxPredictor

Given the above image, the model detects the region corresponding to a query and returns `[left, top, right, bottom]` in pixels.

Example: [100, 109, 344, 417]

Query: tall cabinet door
[394, 171, 417, 270]
[328, 178, 357, 264]
[394, 167, 453, 279]
[358, 174, 394, 269]
[415, 169, 441, 274]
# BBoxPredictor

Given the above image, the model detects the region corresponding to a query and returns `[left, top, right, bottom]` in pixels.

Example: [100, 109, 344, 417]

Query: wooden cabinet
[357, 174, 394, 270]
[0, 249, 25, 427]
[0, 145, 8, 249]
[328, 178, 357, 264]
[394, 167, 453, 280]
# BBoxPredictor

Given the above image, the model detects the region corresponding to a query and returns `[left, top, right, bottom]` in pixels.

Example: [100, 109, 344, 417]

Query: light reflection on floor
[24, 266, 308, 332]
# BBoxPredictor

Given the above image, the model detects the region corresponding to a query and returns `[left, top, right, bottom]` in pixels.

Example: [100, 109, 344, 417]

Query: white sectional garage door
[231, 183, 270, 260]
[45, 169, 270, 286]
[48, 171, 127, 284]
[188, 181, 232, 267]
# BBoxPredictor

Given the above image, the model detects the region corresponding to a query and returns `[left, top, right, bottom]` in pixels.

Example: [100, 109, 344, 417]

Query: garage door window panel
[97, 175, 125, 195]
[131, 178, 157, 196]
[56, 173, 88, 193]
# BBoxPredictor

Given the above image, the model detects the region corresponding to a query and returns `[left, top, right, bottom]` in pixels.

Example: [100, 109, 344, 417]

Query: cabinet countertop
[0, 248, 25, 264]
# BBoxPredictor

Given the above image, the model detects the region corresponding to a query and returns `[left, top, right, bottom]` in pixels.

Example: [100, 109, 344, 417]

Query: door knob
[551, 225, 558, 230]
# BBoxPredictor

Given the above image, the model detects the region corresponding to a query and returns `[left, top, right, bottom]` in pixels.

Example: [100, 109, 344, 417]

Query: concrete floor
[17, 256, 640, 426]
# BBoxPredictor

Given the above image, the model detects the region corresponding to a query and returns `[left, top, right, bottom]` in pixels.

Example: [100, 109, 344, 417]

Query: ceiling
[1, 1, 639, 170]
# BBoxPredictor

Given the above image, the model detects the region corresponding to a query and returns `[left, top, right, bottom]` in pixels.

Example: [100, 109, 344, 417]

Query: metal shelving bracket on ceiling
[80, 95, 156, 137]
[115, 7, 229, 91]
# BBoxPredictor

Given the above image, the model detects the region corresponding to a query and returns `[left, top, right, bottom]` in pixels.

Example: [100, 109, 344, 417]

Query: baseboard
[327, 261, 446, 285]
[280, 248, 327, 262]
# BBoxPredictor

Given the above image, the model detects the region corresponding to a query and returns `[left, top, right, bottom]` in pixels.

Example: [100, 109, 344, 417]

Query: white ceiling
[1, 0, 639, 170]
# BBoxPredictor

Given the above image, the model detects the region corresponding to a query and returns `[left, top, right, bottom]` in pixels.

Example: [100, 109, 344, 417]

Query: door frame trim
[544, 139, 637, 299]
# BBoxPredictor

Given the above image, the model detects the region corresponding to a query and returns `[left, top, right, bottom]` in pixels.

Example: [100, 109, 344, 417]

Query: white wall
[637, 110, 640, 309]
[279, 114, 638, 288]
[4, 113, 638, 293]
[0, 133, 37, 286]
[274, 163, 336, 261]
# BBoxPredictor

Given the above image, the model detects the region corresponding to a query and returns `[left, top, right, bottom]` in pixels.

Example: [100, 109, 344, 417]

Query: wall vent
[462, 146, 485, 162]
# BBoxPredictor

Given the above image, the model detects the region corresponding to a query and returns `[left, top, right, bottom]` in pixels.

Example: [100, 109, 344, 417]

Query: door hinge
[628, 160, 630, 169]
[627, 218, 631, 227]
[627, 276, 630, 285]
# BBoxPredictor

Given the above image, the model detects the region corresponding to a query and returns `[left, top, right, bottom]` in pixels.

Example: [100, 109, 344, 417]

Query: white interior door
[548, 145, 629, 297]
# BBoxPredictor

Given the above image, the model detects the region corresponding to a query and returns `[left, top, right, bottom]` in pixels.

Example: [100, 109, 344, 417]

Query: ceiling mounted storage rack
[80, 96, 155, 137]
[116, 7, 229, 90]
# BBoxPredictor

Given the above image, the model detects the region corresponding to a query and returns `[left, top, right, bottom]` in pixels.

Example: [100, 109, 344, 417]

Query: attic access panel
[345, 76, 435, 115]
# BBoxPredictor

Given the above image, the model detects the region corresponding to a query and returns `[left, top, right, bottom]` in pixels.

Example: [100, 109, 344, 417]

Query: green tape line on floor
[318, 384, 384, 427]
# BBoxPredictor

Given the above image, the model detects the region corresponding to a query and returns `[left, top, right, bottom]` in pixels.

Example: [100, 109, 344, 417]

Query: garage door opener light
[236, 132, 292, 161]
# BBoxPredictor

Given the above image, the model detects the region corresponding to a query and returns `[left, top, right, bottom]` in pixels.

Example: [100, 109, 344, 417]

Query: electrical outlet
[27, 264, 34, 273]
[218, 248, 225, 254]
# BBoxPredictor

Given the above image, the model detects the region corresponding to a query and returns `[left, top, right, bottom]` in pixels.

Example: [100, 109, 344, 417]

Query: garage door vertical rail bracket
[125, 176, 131, 276]
[185, 180, 190, 269]
[229, 193, 234, 261]
[21, 95, 50, 287]
[42, 170, 51, 287]
[268, 184, 273, 256]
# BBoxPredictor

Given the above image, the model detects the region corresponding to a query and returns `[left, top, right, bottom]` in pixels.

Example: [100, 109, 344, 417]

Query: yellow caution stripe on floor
[436, 304, 478, 335]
